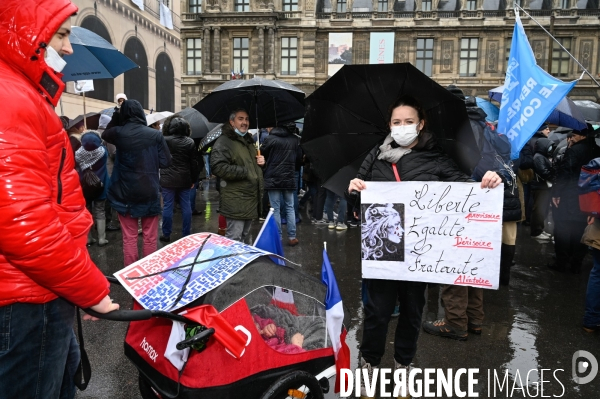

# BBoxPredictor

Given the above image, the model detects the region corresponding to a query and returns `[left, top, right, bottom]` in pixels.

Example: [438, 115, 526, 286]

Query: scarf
[378, 134, 412, 164]
[75, 146, 105, 171]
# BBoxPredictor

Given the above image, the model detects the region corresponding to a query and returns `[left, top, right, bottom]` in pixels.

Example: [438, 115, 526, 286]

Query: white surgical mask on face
[44, 46, 67, 73]
[390, 124, 419, 147]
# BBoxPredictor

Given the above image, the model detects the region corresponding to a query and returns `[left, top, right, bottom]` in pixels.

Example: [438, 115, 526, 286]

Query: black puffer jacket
[532, 138, 554, 190]
[160, 133, 201, 189]
[210, 124, 264, 220]
[102, 100, 172, 217]
[553, 136, 600, 222]
[356, 132, 471, 183]
[261, 127, 301, 190]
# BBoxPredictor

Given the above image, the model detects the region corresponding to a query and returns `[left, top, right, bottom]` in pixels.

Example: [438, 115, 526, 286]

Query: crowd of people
[1, 1, 599, 398]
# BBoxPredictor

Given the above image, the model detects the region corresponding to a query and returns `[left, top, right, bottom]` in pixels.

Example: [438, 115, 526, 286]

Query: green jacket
[210, 124, 264, 220]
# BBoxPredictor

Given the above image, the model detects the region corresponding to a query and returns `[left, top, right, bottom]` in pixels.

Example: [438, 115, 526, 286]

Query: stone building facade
[180, 0, 600, 109]
[58, 0, 182, 118]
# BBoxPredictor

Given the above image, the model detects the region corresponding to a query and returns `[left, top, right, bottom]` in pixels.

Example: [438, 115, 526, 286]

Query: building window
[422, 0, 432, 11]
[187, 38, 202, 75]
[551, 38, 571, 77]
[514, 0, 522, 6]
[189, 0, 201, 13]
[466, 0, 477, 10]
[283, 0, 298, 11]
[234, 0, 249, 12]
[337, 0, 347, 13]
[460, 38, 478, 77]
[416, 38, 434, 77]
[233, 37, 249, 74]
[281, 37, 298, 75]
[378, 0, 388, 12]
[561, 0, 570, 8]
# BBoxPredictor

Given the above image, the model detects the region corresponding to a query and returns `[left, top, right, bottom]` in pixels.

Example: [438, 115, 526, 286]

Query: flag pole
[515, 5, 600, 88]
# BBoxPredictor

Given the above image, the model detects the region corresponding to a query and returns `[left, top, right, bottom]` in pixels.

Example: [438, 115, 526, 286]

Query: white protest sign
[74, 80, 94, 94]
[361, 181, 503, 289]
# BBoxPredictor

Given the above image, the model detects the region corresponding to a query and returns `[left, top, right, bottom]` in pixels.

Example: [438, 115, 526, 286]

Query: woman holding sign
[348, 95, 502, 399]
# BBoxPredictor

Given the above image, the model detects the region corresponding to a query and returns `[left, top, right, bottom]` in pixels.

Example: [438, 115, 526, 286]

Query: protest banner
[114, 233, 274, 311]
[361, 181, 503, 289]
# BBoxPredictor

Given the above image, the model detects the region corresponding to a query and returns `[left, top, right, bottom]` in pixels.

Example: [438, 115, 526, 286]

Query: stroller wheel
[260, 370, 324, 399]
[139, 373, 162, 399]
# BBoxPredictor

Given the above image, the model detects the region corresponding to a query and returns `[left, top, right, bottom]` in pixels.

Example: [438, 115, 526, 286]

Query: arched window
[124, 37, 149, 109]
[156, 53, 174, 112]
[80, 16, 114, 102]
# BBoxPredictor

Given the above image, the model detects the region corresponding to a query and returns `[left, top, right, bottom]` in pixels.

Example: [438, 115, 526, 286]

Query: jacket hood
[0, 0, 78, 107]
[534, 137, 554, 157]
[120, 100, 148, 125]
[270, 126, 292, 137]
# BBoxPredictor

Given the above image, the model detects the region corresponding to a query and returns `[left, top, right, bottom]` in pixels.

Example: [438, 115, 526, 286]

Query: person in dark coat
[526, 123, 552, 237]
[102, 99, 172, 266]
[210, 109, 265, 243]
[75, 131, 111, 247]
[550, 126, 600, 273]
[159, 116, 201, 242]
[347, 95, 502, 398]
[261, 122, 302, 246]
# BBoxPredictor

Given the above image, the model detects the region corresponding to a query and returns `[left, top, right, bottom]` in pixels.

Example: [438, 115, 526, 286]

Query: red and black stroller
[88, 256, 348, 399]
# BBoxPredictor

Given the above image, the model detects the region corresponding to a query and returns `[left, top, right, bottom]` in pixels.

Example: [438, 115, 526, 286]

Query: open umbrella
[301, 63, 479, 197]
[474, 97, 499, 122]
[178, 108, 219, 139]
[193, 77, 305, 130]
[489, 86, 586, 130]
[60, 26, 138, 129]
[146, 111, 174, 126]
[61, 26, 138, 82]
[573, 100, 600, 123]
[67, 112, 101, 130]
[199, 124, 224, 151]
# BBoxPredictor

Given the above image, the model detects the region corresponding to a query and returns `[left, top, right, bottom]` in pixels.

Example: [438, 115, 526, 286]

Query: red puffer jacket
[0, 0, 109, 308]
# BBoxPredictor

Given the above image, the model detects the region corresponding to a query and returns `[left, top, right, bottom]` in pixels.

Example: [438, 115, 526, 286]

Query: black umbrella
[199, 124, 224, 151]
[301, 63, 479, 197]
[68, 112, 101, 130]
[193, 77, 305, 129]
[573, 100, 600, 123]
[179, 107, 219, 139]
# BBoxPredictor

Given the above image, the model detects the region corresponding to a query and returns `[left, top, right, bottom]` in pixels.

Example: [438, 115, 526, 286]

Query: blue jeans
[324, 189, 347, 223]
[584, 248, 600, 327]
[162, 187, 192, 237]
[268, 190, 296, 239]
[0, 298, 80, 399]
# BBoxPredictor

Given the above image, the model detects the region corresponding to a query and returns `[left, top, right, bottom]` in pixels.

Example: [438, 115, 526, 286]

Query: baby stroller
[88, 256, 348, 399]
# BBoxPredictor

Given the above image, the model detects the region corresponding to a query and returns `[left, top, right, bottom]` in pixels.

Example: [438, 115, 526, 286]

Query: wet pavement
[77, 180, 599, 398]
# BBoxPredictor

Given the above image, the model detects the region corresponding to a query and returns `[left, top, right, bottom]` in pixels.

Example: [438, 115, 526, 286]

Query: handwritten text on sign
[361, 181, 503, 289]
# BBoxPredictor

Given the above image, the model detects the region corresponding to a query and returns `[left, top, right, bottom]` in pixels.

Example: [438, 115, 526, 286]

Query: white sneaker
[359, 358, 376, 399]
[394, 360, 412, 399]
[336, 222, 348, 231]
[536, 232, 552, 240]
[328, 221, 336, 229]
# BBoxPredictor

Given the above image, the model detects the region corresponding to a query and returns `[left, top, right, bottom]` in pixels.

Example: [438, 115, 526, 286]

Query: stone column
[203, 28, 211, 74]
[212, 28, 221, 74]
[257, 27, 265, 73]
[267, 27, 275, 74]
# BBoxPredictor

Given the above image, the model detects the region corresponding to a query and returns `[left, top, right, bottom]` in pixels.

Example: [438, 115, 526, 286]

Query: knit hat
[81, 131, 102, 151]
[115, 93, 127, 103]
[446, 84, 466, 101]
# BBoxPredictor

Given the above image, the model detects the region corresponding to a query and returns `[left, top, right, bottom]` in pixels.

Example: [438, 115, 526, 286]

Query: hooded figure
[102, 99, 172, 265]
[0, 0, 114, 396]
[532, 137, 555, 188]
[158, 115, 202, 242]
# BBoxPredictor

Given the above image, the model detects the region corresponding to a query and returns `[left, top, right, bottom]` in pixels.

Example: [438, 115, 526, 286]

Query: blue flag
[497, 12, 577, 159]
[253, 208, 285, 266]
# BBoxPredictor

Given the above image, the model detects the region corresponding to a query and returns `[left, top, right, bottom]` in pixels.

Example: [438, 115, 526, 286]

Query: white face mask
[390, 124, 419, 147]
[44, 46, 67, 73]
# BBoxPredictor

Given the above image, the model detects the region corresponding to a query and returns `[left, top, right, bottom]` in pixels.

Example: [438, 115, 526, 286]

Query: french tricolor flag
[321, 248, 350, 393]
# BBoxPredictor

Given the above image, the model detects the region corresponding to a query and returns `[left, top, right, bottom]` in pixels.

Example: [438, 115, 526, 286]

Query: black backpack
[81, 168, 104, 201]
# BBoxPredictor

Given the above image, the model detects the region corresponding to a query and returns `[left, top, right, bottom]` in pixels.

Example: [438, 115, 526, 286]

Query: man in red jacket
[0, 1, 118, 398]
